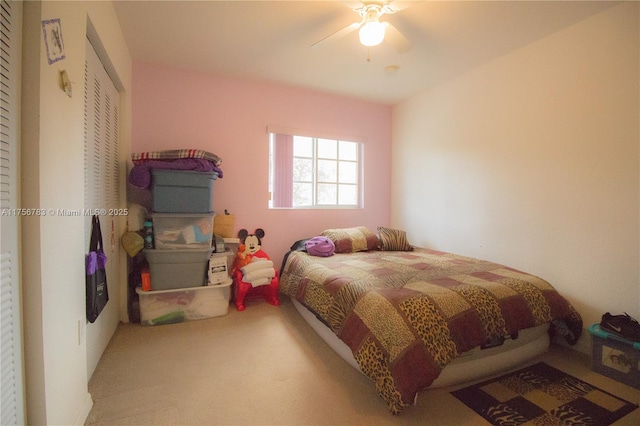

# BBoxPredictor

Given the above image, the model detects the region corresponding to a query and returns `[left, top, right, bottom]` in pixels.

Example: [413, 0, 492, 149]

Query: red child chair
[233, 269, 280, 311]
[232, 228, 280, 311]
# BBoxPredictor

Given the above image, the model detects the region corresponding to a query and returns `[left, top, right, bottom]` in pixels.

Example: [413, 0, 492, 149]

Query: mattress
[279, 247, 582, 413]
[292, 298, 550, 390]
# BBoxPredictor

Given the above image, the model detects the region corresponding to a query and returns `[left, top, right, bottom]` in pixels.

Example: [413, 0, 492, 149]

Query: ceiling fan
[311, 0, 412, 53]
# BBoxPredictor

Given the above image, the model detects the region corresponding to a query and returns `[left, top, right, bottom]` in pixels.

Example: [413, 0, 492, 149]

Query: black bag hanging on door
[86, 215, 109, 323]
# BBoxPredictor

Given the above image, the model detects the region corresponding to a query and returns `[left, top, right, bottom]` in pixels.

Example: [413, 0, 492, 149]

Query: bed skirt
[291, 298, 550, 393]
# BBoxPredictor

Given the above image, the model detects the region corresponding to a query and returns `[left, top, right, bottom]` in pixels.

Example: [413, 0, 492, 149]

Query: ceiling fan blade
[310, 21, 360, 49]
[385, 1, 412, 13]
[383, 22, 412, 53]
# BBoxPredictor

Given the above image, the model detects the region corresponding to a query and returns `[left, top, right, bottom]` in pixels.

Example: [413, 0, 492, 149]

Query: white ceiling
[113, 1, 619, 105]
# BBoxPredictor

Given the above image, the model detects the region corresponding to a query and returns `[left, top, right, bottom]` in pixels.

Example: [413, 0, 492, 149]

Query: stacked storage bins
[136, 169, 232, 326]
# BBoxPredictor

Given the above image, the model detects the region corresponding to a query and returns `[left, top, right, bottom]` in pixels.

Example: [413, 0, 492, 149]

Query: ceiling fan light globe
[359, 21, 385, 47]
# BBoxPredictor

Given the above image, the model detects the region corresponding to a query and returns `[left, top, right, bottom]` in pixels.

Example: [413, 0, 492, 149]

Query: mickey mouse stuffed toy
[232, 228, 280, 311]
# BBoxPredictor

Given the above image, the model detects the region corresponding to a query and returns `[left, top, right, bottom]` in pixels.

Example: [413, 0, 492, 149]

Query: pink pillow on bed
[321, 226, 380, 253]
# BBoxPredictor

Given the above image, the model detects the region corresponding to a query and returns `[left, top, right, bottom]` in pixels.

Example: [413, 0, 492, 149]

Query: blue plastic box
[151, 169, 215, 213]
[589, 324, 640, 389]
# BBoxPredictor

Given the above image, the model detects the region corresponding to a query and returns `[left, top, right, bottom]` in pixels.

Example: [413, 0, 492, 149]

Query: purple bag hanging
[86, 215, 109, 323]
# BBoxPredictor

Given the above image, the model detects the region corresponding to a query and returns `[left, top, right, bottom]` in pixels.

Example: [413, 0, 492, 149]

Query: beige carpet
[86, 297, 640, 425]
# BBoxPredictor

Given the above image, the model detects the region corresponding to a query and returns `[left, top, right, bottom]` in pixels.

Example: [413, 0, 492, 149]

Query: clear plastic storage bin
[136, 280, 231, 326]
[152, 213, 214, 249]
[589, 324, 640, 389]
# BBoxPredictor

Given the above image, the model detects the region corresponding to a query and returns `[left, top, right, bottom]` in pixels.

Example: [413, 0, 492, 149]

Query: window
[269, 132, 362, 208]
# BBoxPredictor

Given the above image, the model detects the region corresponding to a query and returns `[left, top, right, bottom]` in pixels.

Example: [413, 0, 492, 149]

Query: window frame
[268, 130, 363, 210]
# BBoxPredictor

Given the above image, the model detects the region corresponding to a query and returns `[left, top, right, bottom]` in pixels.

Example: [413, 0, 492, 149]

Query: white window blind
[0, 0, 25, 424]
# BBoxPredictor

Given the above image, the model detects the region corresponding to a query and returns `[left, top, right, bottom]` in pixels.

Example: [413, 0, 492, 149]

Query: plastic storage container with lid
[136, 280, 231, 326]
[144, 248, 213, 290]
[151, 169, 215, 213]
[152, 213, 214, 250]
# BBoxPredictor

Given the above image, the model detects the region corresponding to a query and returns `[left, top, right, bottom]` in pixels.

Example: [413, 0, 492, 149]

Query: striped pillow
[377, 227, 413, 251]
[321, 226, 380, 253]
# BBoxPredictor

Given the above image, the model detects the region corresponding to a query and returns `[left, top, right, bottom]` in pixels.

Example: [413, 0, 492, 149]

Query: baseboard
[74, 392, 93, 426]
[551, 327, 590, 355]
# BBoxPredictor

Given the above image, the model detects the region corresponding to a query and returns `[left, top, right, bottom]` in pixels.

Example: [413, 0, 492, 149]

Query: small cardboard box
[589, 324, 640, 389]
[223, 237, 240, 256]
[208, 249, 234, 285]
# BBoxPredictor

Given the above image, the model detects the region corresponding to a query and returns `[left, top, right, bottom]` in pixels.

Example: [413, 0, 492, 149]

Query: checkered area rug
[451, 362, 637, 425]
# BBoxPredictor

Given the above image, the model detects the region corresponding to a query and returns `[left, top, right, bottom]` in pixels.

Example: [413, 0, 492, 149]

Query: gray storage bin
[145, 248, 213, 290]
[151, 169, 215, 213]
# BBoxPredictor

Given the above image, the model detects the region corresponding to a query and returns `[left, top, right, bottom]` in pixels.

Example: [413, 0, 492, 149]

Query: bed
[278, 227, 583, 414]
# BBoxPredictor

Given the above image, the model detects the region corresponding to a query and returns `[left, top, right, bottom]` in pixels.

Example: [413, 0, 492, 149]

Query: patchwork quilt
[279, 248, 583, 414]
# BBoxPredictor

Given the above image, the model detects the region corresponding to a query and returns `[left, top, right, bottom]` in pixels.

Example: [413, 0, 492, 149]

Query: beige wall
[392, 2, 639, 354]
[21, 1, 131, 424]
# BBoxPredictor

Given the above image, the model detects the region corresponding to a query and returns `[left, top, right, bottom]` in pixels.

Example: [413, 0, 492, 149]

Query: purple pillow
[305, 236, 335, 257]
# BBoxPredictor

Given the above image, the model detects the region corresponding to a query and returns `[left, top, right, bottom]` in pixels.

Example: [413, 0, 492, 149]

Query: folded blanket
[241, 260, 274, 275]
[243, 267, 276, 282]
[128, 158, 222, 189]
[132, 149, 222, 165]
[248, 278, 271, 287]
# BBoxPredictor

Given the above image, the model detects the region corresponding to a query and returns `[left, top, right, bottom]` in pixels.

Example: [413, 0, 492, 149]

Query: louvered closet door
[84, 38, 120, 378]
[0, 1, 25, 424]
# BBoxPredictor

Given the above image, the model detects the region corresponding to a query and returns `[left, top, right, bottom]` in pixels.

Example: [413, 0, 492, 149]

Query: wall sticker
[42, 18, 65, 65]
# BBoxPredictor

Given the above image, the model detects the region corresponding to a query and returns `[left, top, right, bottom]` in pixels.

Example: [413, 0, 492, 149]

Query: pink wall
[132, 62, 392, 266]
